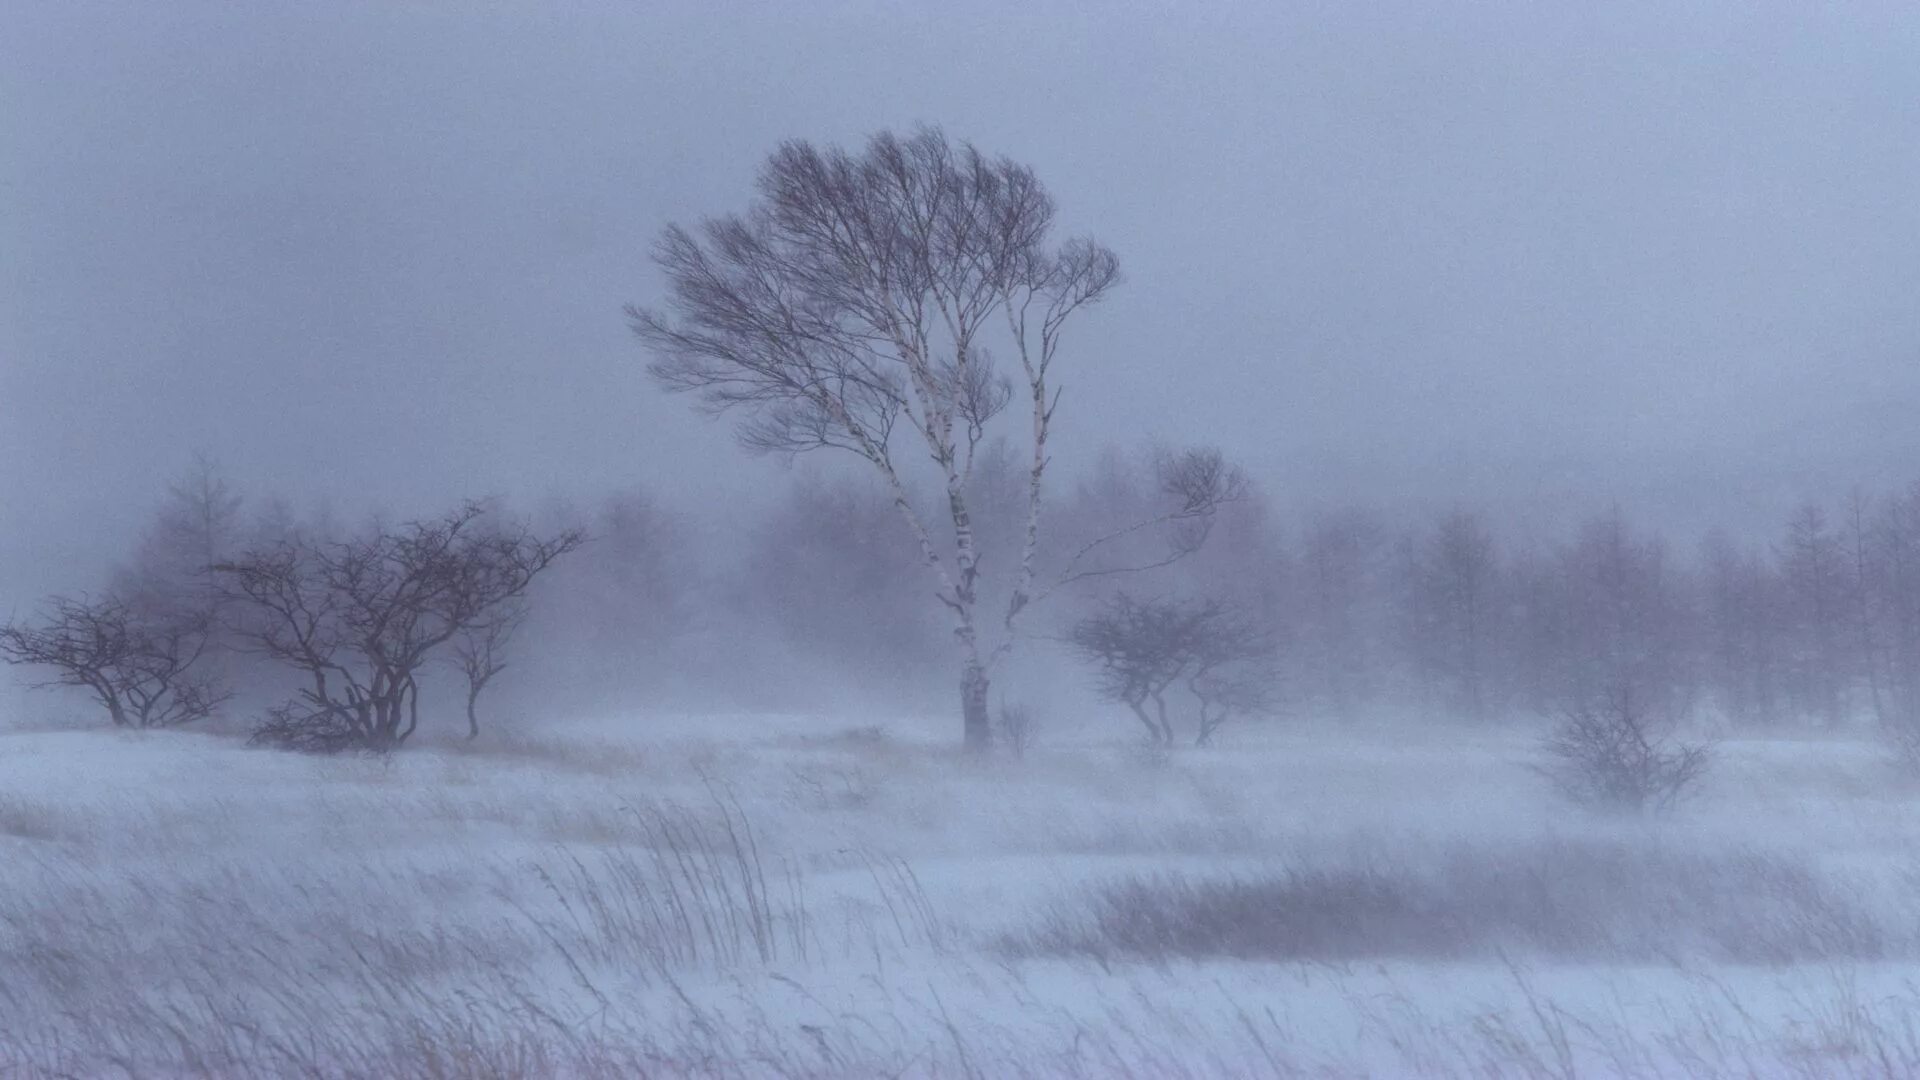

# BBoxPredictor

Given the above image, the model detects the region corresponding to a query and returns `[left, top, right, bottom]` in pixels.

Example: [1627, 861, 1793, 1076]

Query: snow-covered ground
[3, 711, 1920, 1077]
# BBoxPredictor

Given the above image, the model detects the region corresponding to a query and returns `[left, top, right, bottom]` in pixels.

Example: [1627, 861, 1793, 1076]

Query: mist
[6, 3, 1920, 1076]
[8, 3, 1920, 595]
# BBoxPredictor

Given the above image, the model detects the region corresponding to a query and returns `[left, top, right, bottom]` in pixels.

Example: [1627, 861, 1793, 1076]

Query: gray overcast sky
[4, 1, 1919, 602]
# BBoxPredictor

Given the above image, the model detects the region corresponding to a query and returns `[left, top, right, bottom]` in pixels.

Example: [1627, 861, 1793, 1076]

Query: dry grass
[4, 721, 1920, 1075]
[1005, 837, 1893, 966]
[4, 952, 1920, 1078]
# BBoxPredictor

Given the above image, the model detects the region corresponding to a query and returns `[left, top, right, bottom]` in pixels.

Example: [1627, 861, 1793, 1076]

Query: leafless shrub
[1004, 839, 1882, 967]
[1536, 686, 1711, 813]
[0, 595, 228, 728]
[1068, 593, 1276, 746]
[995, 701, 1040, 759]
[248, 701, 368, 755]
[217, 502, 581, 753]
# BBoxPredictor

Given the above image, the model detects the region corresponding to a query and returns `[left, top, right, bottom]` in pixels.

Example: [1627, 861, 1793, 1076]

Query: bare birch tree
[631, 127, 1237, 749]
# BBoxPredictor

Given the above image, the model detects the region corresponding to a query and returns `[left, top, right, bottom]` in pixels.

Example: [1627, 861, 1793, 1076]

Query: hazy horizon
[6, 1, 1919, 601]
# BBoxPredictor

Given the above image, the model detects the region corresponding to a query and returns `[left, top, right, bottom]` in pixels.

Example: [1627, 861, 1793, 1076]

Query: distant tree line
[696, 467, 1920, 747]
[10, 453, 1920, 756]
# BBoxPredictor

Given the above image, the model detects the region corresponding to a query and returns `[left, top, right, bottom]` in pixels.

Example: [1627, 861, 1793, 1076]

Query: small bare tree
[633, 126, 1238, 750]
[1069, 594, 1194, 744]
[1536, 684, 1710, 814]
[0, 595, 227, 728]
[1188, 615, 1281, 747]
[1068, 593, 1276, 747]
[453, 604, 524, 740]
[216, 503, 581, 752]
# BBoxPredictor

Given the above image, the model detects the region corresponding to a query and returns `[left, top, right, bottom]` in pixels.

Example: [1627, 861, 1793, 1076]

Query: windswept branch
[1021, 448, 1248, 620]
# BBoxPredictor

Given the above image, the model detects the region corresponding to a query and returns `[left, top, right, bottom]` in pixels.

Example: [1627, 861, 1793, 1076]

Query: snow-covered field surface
[4, 712, 1920, 1077]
